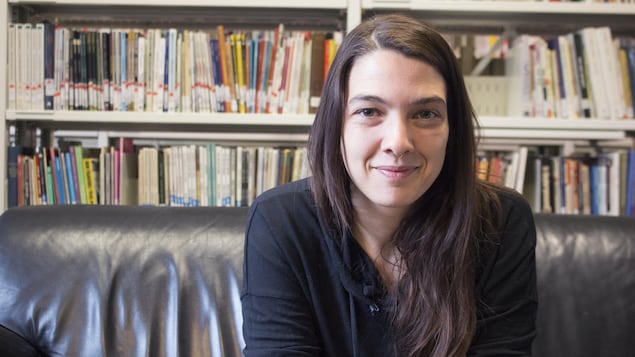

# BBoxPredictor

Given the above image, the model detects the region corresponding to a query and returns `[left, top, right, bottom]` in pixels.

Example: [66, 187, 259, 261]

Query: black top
[241, 178, 537, 356]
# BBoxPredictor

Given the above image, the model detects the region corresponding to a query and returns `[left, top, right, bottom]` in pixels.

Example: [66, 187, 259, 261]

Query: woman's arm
[469, 195, 538, 356]
[241, 201, 322, 357]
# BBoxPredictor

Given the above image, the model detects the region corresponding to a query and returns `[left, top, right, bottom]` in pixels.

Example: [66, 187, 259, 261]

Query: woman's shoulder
[247, 177, 324, 244]
[250, 178, 315, 214]
[484, 183, 534, 223]
[483, 184, 536, 250]
[245, 178, 328, 269]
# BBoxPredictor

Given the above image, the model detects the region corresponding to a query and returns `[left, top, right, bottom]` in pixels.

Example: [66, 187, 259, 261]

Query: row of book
[7, 140, 310, 208]
[7, 23, 342, 114]
[523, 150, 635, 217]
[476, 147, 529, 194]
[507, 26, 635, 120]
[8, 144, 100, 207]
[477, 148, 635, 216]
[9, 140, 635, 216]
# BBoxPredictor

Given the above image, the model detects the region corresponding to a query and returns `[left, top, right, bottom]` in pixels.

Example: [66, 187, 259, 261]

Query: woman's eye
[356, 108, 379, 117]
[415, 110, 438, 120]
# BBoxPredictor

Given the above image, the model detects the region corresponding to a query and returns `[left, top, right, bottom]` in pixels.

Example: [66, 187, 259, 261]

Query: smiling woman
[241, 14, 537, 357]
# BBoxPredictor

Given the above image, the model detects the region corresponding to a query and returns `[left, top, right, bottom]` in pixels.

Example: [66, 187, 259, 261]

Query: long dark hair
[308, 14, 501, 356]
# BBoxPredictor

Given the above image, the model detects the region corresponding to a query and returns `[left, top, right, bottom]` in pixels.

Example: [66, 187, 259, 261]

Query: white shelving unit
[2, 0, 635, 210]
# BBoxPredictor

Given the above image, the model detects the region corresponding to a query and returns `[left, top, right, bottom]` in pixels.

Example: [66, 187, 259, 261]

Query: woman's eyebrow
[347, 94, 387, 105]
[411, 96, 446, 106]
[348, 95, 447, 106]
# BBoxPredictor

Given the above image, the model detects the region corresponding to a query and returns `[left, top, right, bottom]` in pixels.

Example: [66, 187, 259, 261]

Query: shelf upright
[1, 0, 9, 211]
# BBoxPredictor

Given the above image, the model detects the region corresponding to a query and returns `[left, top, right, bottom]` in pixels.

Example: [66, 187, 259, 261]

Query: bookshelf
[3, 0, 635, 213]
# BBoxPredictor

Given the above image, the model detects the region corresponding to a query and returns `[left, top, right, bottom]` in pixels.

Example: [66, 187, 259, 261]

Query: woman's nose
[382, 115, 413, 159]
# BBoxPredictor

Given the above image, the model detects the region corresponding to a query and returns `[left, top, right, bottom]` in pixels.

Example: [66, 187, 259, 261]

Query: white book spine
[7, 24, 16, 110]
[515, 146, 529, 194]
[256, 147, 265, 198]
[167, 28, 177, 112]
[156, 34, 166, 113]
[235, 146, 243, 206]
[175, 31, 182, 113]
[269, 26, 286, 113]
[596, 27, 622, 120]
[581, 28, 609, 119]
[247, 147, 256, 206]
[187, 30, 196, 112]
[137, 33, 146, 112]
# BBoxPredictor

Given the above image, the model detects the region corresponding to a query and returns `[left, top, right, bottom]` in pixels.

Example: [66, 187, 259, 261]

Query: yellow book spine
[83, 158, 97, 205]
[619, 47, 634, 118]
[234, 33, 246, 113]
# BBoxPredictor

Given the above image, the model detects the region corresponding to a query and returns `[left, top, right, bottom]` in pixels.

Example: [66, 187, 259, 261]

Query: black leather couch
[0, 205, 633, 356]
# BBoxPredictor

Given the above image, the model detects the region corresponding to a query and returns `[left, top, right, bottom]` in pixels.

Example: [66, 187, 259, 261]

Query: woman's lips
[373, 165, 418, 178]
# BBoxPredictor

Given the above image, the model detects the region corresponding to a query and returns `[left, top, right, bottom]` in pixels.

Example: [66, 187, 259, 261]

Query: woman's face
[341, 49, 449, 212]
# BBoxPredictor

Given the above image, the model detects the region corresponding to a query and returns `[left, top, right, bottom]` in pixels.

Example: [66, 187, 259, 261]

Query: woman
[241, 14, 537, 357]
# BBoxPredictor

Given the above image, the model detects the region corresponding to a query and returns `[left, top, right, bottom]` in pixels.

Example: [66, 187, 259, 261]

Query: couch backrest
[533, 213, 635, 357]
[0, 205, 249, 357]
[1, 206, 634, 357]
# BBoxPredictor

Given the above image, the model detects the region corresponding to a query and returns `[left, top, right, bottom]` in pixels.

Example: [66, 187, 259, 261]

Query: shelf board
[479, 117, 635, 131]
[8, 111, 635, 141]
[478, 117, 635, 140]
[363, 1, 635, 14]
[6, 111, 316, 127]
[362, 1, 635, 34]
[9, 0, 348, 9]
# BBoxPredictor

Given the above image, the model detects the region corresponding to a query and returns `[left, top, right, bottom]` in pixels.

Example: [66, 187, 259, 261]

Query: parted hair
[308, 13, 501, 357]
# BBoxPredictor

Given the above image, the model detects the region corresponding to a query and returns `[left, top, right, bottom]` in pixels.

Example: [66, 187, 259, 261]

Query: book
[7, 144, 21, 208]
[83, 158, 98, 204]
[63, 151, 77, 204]
[7, 23, 16, 110]
[66, 145, 81, 204]
[73, 145, 88, 204]
[43, 23, 55, 110]
[49, 147, 63, 204]
[625, 150, 635, 217]
[59, 150, 72, 205]
[626, 46, 635, 120]
[522, 153, 542, 213]
[118, 138, 138, 206]
[580, 27, 610, 119]
[572, 32, 592, 118]
[507, 35, 534, 117]
[308, 32, 326, 114]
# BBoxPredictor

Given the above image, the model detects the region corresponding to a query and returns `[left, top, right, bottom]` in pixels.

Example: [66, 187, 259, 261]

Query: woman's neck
[351, 194, 408, 290]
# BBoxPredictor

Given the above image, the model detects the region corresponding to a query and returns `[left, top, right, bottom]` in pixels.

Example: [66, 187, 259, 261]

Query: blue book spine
[626, 47, 635, 120]
[590, 164, 599, 215]
[250, 37, 257, 113]
[625, 150, 635, 217]
[261, 39, 272, 113]
[54, 157, 66, 205]
[64, 152, 77, 204]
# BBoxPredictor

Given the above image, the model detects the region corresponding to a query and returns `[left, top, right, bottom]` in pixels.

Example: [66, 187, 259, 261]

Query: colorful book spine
[64, 152, 77, 204]
[626, 150, 635, 217]
[83, 158, 97, 205]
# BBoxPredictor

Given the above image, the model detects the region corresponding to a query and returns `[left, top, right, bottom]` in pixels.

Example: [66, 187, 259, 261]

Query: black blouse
[241, 178, 537, 356]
